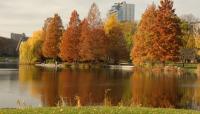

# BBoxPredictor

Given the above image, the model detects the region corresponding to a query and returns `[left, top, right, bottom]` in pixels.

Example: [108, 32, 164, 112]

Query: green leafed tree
[104, 14, 128, 64]
[107, 26, 128, 64]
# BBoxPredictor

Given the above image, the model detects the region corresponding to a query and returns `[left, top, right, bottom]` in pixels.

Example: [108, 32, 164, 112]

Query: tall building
[108, 1, 135, 22]
[191, 22, 200, 36]
[11, 33, 28, 51]
[11, 33, 27, 41]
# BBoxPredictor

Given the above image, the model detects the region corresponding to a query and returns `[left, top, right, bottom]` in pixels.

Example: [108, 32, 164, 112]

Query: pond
[0, 65, 200, 110]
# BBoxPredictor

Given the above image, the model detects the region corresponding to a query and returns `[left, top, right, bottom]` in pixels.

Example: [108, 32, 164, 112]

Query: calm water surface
[0, 65, 200, 110]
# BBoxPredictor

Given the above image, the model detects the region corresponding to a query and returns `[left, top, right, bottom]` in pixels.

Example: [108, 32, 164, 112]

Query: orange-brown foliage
[131, 0, 183, 65]
[42, 14, 63, 59]
[152, 0, 182, 62]
[59, 10, 81, 62]
[79, 19, 94, 61]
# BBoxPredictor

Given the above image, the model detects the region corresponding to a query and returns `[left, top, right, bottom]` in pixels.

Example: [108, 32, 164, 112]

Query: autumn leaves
[41, 3, 132, 64]
[19, 3, 130, 65]
[131, 0, 183, 66]
[20, 0, 183, 66]
[59, 4, 108, 63]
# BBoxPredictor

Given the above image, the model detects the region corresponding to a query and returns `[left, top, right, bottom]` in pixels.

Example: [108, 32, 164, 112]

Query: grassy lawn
[175, 63, 197, 69]
[0, 107, 199, 114]
[166, 63, 198, 72]
[0, 57, 18, 62]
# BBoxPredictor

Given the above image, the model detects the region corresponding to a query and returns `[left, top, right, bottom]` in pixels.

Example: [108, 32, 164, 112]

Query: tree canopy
[19, 30, 43, 64]
[131, 0, 183, 65]
[42, 14, 63, 60]
[59, 10, 81, 62]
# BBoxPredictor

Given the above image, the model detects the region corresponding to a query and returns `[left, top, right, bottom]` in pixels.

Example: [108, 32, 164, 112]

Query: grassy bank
[173, 63, 197, 69]
[0, 57, 18, 63]
[166, 63, 198, 72]
[0, 107, 199, 114]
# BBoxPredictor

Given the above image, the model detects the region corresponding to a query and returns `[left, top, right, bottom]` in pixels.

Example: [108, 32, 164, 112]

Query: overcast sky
[0, 0, 200, 38]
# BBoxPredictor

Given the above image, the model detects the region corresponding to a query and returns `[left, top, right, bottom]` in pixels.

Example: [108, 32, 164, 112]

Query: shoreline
[0, 62, 18, 64]
[35, 63, 134, 70]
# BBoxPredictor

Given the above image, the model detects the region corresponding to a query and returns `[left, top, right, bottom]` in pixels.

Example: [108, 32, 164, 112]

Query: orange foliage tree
[87, 3, 108, 62]
[42, 14, 63, 60]
[131, 0, 183, 65]
[131, 4, 157, 65]
[41, 17, 53, 42]
[59, 10, 81, 62]
[79, 19, 94, 61]
[90, 28, 108, 62]
[153, 0, 182, 63]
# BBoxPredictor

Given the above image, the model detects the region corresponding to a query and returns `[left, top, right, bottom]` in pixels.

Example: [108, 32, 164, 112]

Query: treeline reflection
[18, 66, 200, 109]
[19, 66, 131, 106]
[131, 68, 200, 109]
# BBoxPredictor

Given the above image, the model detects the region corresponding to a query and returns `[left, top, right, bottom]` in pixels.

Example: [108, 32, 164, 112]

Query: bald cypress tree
[42, 14, 63, 60]
[153, 0, 182, 62]
[86, 3, 108, 62]
[59, 10, 81, 62]
[79, 19, 94, 61]
[131, 4, 157, 65]
[87, 3, 102, 28]
[131, 1, 183, 65]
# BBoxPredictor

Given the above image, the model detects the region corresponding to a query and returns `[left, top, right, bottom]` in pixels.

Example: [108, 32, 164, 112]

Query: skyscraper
[108, 1, 135, 22]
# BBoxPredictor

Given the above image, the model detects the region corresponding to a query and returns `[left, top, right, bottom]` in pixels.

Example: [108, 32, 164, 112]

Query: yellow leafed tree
[104, 14, 119, 34]
[19, 30, 43, 64]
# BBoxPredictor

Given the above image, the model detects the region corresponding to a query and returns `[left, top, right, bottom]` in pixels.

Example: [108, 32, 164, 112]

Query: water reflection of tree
[192, 72, 200, 109]
[131, 68, 185, 108]
[41, 69, 59, 106]
[19, 65, 42, 98]
[193, 79, 200, 109]
[19, 67, 131, 106]
[131, 68, 200, 109]
[178, 72, 196, 109]
[18, 66, 200, 108]
[58, 69, 129, 106]
[19, 66, 59, 106]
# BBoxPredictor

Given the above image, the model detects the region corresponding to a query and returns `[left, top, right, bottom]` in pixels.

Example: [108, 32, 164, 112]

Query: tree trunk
[162, 61, 165, 66]
[182, 59, 185, 67]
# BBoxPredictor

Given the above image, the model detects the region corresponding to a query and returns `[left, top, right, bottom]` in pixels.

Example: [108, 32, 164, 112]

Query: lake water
[0, 65, 200, 110]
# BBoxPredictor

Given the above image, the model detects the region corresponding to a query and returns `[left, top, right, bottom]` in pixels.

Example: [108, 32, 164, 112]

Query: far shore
[0, 62, 18, 64]
[35, 63, 134, 70]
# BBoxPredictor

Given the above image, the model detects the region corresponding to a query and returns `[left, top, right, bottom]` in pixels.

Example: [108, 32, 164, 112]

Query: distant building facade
[0, 36, 18, 57]
[11, 33, 27, 41]
[108, 1, 135, 22]
[191, 22, 200, 36]
[11, 33, 28, 51]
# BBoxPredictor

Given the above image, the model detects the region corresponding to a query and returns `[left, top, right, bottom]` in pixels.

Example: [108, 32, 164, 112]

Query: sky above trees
[0, 0, 200, 37]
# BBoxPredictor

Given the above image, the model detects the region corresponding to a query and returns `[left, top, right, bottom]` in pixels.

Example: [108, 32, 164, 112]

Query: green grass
[175, 63, 197, 69]
[0, 57, 18, 62]
[0, 107, 199, 114]
[166, 63, 198, 72]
